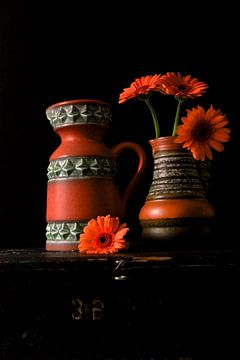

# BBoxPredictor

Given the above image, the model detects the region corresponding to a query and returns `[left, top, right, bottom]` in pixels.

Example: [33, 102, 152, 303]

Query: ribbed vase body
[139, 136, 215, 244]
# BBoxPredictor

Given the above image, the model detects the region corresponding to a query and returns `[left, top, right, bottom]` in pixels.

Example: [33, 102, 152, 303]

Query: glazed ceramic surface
[139, 136, 215, 242]
[46, 99, 146, 251]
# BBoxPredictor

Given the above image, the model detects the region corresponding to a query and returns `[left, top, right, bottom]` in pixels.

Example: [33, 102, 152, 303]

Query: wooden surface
[0, 248, 239, 272]
[0, 248, 240, 359]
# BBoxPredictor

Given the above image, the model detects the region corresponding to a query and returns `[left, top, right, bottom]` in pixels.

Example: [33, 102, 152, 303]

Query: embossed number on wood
[92, 298, 104, 320]
[71, 298, 84, 320]
[71, 297, 104, 320]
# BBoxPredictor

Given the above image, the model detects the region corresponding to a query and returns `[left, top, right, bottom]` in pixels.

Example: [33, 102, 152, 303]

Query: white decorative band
[46, 103, 112, 128]
[46, 221, 87, 241]
[47, 157, 117, 180]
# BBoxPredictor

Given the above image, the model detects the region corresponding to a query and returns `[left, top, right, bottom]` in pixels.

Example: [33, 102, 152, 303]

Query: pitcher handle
[112, 142, 146, 212]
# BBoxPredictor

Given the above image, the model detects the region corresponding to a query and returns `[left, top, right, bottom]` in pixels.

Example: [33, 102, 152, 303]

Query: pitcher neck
[55, 123, 108, 142]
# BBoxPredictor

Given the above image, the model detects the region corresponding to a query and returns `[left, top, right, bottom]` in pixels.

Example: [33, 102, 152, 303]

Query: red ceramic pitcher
[45, 99, 146, 251]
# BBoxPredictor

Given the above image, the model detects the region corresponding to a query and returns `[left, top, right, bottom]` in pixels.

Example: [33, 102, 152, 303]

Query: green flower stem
[172, 99, 183, 136]
[145, 98, 160, 138]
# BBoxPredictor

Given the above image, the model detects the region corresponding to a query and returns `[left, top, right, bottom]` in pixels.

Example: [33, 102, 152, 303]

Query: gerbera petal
[104, 215, 118, 233]
[206, 105, 220, 119]
[83, 220, 100, 237]
[91, 219, 102, 233]
[199, 145, 206, 161]
[208, 139, 224, 152]
[97, 216, 106, 230]
[174, 135, 185, 143]
[175, 129, 192, 140]
[103, 214, 111, 231]
[118, 90, 136, 104]
[212, 131, 230, 142]
[190, 142, 202, 160]
[117, 222, 127, 231]
[86, 249, 98, 254]
[78, 244, 87, 252]
[183, 139, 194, 148]
[113, 242, 127, 250]
[216, 127, 231, 134]
[110, 217, 119, 233]
[204, 143, 213, 160]
[114, 227, 129, 241]
[213, 120, 229, 128]
[209, 114, 225, 124]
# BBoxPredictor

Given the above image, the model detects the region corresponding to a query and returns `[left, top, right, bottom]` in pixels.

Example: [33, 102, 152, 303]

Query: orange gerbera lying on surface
[78, 215, 129, 254]
[175, 105, 231, 161]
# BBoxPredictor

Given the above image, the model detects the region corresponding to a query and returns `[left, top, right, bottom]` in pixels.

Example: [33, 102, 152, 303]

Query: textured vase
[139, 136, 215, 244]
[45, 99, 146, 251]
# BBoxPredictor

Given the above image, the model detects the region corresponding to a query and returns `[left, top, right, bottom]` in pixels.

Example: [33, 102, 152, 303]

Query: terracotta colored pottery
[139, 136, 215, 244]
[45, 99, 146, 251]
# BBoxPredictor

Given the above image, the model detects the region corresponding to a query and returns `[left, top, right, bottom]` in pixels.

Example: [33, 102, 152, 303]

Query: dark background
[1, 1, 239, 249]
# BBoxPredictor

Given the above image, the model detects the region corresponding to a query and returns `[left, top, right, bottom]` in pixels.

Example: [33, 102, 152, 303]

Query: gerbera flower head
[118, 74, 162, 104]
[78, 214, 129, 254]
[175, 105, 231, 161]
[118, 72, 210, 139]
[158, 72, 208, 100]
[119, 74, 162, 138]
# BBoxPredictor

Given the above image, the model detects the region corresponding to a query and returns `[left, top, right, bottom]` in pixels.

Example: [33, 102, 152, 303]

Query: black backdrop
[1, 1, 239, 249]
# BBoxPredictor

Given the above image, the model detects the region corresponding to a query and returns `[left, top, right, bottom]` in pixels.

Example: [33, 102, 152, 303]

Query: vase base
[46, 241, 79, 252]
[141, 217, 215, 250]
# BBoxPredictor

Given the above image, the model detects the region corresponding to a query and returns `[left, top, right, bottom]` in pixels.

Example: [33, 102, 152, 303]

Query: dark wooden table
[0, 248, 240, 359]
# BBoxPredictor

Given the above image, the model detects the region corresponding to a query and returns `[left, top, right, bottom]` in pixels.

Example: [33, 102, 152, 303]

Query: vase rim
[46, 99, 112, 129]
[46, 99, 110, 111]
[149, 136, 183, 152]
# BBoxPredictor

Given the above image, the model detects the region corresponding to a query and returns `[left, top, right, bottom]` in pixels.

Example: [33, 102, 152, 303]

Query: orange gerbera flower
[158, 72, 208, 100]
[118, 74, 162, 104]
[175, 105, 231, 161]
[78, 215, 129, 254]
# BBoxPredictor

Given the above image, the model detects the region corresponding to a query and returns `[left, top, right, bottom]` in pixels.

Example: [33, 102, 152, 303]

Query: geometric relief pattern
[46, 221, 87, 241]
[47, 157, 117, 180]
[46, 103, 112, 128]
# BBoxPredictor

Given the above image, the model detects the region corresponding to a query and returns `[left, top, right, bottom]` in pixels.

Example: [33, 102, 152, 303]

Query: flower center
[178, 84, 188, 91]
[192, 121, 213, 142]
[99, 236, 106, 244]
[95, 232, 113, 249]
